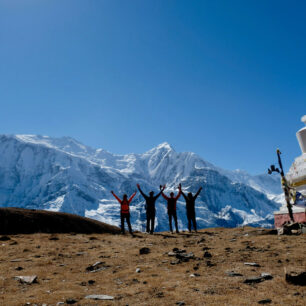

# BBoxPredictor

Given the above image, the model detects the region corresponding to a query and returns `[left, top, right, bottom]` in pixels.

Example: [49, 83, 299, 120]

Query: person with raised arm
[161, 183, 182, 233]
[137, 184, 165, 234]
[181, 186, 202, 232]
[111, 190, 137, 236]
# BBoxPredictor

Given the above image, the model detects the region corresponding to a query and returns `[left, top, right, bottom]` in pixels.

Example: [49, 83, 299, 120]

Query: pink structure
[274, 211, 306, 228]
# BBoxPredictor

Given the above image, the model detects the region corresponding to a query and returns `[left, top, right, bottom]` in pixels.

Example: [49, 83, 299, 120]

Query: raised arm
[161, 191, 169, 200]
[175, 189, 182, 200]
[154, 185, 165, 200]
[128, 191, 137, 203]
[175, 183, 182, 200]
[137, 184, 148, 200]
[111, 191, 121, 203]
[194, 187, 202, 200]
[181, 190, 188, 201]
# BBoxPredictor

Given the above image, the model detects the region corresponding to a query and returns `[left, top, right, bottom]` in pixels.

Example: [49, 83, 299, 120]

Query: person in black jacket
[181, 186, 202, 232]
[137, 184, 164, 234]
[161, 184, 182, 233]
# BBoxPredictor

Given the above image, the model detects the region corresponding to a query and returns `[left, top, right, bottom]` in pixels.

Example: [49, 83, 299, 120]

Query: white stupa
[287, 115, 306, 194]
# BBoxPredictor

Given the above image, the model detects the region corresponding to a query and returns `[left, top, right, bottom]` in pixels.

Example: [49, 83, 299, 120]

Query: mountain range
[0, 134, 282, 231]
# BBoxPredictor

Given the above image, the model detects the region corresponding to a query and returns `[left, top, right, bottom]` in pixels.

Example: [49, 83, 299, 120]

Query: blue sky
[0, 0, 305, 174]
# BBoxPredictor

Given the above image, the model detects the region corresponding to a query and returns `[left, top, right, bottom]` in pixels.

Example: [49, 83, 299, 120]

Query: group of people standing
[110, 184, 202, 235]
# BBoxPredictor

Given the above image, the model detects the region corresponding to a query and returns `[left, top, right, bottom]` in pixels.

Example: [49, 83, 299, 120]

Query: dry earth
[0, 227, 305, 305]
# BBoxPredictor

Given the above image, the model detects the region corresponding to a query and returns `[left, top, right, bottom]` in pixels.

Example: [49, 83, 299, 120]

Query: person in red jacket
[111, 190, 137, 235]
[161, 184, 182, 233]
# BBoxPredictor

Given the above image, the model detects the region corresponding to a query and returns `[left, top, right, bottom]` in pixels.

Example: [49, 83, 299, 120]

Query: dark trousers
[146, 210, 155, 234]
[168, 210, 179, 233]
[120, 213, 132, 234]
[187, 212, 197, 232]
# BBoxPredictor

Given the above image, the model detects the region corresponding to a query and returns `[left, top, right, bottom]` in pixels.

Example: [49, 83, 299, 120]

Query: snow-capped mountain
[0, 134, 282, 231]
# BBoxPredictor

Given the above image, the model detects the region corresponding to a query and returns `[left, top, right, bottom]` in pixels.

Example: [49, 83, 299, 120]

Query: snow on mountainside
[0, 135, 282, 231]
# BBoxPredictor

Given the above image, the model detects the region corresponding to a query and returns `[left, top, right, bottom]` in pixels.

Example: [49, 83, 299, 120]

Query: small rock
[65, 298, 77, 304]
[85, 294, 114, 300]
[155, 292, 164, 298]
[171, 260, 181, 265]
[176, 252, 194, 262]
[56, 303, 65, 306]
[76, 252, 85, 256]
[203, 251, 212, 258]
[168, 252, 176, 257]
[285, 270, 306, 286]
[278, 222, 301, 235]
[88, 280, 95, 285]
[173, 248, 186, 253]
[0, 236, 10, 241]
[86, 261, 108, 272]
[189, 273, 200, 277]
[15, 266, 23, 271]
[244, 262, 260, 267]
[139, 247, 150, 255]
[132, 278, 140, 283]
[206, 260, 215, 267]
[261, 273, 273, 280]
[14, 275, 37, 284]
[244, 276, 263, 284]
[136, 268, 141, 273]
[244, 273, 273, 284]
[226, 271, 243, 277]
[258, 299, 272, 304]
[176, 302, 185, 306]
[115, 278, 123, 285]
[197, 238, 205, 243]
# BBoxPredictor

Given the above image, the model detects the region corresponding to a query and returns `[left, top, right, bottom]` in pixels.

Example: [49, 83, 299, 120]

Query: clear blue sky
[0, 0, 305, 174]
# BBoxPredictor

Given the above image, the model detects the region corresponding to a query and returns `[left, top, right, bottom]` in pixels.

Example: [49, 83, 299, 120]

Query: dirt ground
[0, 227, 305, 305]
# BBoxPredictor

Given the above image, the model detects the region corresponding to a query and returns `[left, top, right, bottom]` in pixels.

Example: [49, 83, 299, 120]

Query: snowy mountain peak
[147, 142, 175, 154]
[12, 134, 94, 158]
[0, 134, 282, 230]
[156, 142, 174, 150]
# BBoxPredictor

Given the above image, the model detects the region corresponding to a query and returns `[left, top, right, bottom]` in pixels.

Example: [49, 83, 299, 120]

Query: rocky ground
[0, 227, 305, 305]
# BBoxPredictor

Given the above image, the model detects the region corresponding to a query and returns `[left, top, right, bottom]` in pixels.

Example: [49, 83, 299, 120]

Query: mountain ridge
[0, 134, 282, 231]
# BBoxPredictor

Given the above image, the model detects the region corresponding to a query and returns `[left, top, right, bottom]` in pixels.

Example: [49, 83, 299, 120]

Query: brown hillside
[0, 208, 120, 234]
[0, 227, 305, 305]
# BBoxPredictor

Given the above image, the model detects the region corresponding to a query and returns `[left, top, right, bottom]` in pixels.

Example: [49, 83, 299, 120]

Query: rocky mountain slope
[0, 135, 282, 231]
